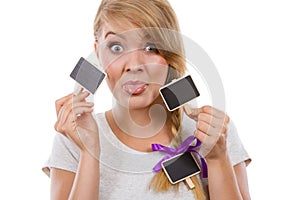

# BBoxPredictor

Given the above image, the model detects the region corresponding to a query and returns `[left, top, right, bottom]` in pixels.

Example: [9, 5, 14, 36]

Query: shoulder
[226, 119, 251, 166]
[43, 133, 80, 176]
[52, 133, 80, 157]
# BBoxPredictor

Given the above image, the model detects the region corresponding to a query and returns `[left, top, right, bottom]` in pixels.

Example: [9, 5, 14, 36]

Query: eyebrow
[104, 31, 152, 41]
[104, 31, 126, 40]
[104, 31, 115, 39]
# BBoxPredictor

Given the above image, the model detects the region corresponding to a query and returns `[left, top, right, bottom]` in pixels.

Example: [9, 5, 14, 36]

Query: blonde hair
[94, 0, 206, 199]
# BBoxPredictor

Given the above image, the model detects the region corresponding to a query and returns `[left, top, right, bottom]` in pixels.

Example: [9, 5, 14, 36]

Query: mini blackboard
[70, 57, 106, 95]
[159, 75, 200, 111]
[161, 152, 201, 185]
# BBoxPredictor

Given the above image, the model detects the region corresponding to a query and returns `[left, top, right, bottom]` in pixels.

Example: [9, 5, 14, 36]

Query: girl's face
[95, 22, 169, 109]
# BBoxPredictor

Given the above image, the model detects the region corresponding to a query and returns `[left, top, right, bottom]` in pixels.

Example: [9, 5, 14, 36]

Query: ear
[94, 40, 99, 58]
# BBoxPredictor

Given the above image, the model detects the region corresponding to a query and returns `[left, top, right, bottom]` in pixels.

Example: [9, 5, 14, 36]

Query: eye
[109, 43, 124, 53]
[145, 43, 159, 53]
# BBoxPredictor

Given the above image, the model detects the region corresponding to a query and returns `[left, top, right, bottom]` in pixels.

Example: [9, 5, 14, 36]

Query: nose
[124, 49, 145, 73]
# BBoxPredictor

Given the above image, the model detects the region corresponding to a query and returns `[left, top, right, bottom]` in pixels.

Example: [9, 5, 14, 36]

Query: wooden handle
[73, 85, 83, 96]
[185, 177, 195, 189]
[183, 104, 192, 115]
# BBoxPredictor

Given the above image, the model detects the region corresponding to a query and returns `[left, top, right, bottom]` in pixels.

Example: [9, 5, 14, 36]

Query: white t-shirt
[43, 113, 251, 199]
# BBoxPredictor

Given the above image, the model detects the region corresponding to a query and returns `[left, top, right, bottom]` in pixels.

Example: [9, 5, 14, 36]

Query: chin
[127, 95, 154, 110]
[117, 92, 160, 110]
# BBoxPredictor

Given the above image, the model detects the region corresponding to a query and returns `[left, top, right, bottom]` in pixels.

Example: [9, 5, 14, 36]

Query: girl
[43, 0, 251, 199]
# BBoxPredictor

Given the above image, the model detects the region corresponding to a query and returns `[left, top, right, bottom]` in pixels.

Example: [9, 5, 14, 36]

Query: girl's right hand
[54, 91, 100, 156]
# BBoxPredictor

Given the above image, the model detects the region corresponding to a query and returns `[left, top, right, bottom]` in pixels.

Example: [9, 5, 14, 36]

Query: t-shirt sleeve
[42, 133, 80, 177]
[226, 120, 251, 166]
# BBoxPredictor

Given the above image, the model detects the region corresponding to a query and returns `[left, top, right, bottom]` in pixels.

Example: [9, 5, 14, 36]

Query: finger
[56, 105, 94, 136]
[57, 92, 90, 122]
[56, 104, 69, 128]
[55, 93, 73, 116]
[203, 106, 230, 125]
[72, 91, 90, 104]
[55, 114, 70, 135]
[202, 106, 226, 119]
[196, 129, 222, 157]
[72, 105, 94, 121]
[212, 124, 227, 135]
[194, 129, 207, 143]
[198, 119, 228, 137]
[198, 113, 228, 129]
[198, 113, 217, 128]
[197, 120, 217, 136]
[56, 98, 75, 127]
[59, 102, 94, 127]
[62, 107, 94, 135]
[64, 106, 95, 138]
[56, 104, 73, 131]
[54, 120, 65, 134]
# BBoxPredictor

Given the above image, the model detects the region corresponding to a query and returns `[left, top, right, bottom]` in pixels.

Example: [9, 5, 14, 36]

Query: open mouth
[122, 80, 149, 95]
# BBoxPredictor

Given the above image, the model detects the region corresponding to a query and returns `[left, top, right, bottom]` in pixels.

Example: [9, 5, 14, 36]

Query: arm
[50, 169, 75, 200]
[206, 135, 251, 199]
[52, 92, 100, 199]
[185, 105, 251, 199]
[69, 151, 100, 199]
[234, 161, 251, 200]
[50, 151, 100, 200]
[206, 154, 243, 200]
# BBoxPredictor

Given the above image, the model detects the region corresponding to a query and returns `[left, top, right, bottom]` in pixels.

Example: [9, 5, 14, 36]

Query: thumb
[183, 104, 203, 121]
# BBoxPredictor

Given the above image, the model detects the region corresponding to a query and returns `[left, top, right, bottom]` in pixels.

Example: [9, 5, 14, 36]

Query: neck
[111, 101, 171, 139]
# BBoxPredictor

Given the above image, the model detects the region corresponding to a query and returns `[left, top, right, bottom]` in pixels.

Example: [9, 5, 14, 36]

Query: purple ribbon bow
[152, 135, 208, 178]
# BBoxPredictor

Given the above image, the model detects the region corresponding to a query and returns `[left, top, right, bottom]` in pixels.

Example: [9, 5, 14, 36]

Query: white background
[0, 0, 299, 199]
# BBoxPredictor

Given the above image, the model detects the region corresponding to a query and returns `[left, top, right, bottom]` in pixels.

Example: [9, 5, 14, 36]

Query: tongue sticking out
[123, 83, 148, 95]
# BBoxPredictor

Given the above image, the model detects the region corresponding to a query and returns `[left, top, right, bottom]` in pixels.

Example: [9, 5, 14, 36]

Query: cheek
[105, 77, 114, 92]
[147, 56, 169, 85]
[156, 55, 168, 66]
[105, 65, 123, 92]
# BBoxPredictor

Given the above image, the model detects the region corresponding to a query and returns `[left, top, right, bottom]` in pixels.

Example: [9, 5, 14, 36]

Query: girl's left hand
[184, 105, 230, 161]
